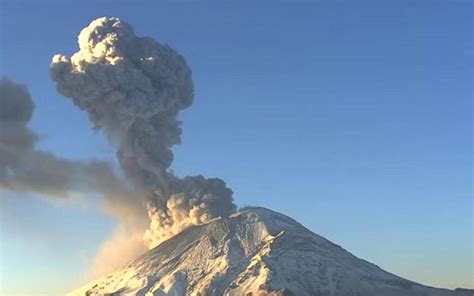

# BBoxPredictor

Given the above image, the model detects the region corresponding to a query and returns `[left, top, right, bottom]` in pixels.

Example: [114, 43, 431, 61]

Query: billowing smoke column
[0, 77, 143, 223]
[51, 17, 236, 248]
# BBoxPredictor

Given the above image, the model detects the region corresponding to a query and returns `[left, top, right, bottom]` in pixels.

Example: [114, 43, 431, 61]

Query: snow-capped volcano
[69, 208, 472, 296]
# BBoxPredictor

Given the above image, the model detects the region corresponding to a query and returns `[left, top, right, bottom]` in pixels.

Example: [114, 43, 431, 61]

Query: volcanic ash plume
[51, 17, 236, 248]
[0, 77, 143, 222]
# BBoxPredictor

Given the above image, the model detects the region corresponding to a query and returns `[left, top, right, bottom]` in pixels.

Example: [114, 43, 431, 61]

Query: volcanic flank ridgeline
[68, 207, 474, 296]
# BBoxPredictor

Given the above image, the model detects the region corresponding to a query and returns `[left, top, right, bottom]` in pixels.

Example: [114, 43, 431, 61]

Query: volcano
[69, 207, 472, 296]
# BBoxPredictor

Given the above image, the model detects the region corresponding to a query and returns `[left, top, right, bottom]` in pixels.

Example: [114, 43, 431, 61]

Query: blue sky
[0, 1, 472, 295]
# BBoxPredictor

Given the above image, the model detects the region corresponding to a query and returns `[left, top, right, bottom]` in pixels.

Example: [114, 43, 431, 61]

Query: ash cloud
[89, 224, 146, 278]
[51, 17, 236, 249]
[0, 77, 144, 223]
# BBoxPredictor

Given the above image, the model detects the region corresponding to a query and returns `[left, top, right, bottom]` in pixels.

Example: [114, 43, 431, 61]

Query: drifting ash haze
[0, 76, 147, 275]
[0, 77, 141, 221]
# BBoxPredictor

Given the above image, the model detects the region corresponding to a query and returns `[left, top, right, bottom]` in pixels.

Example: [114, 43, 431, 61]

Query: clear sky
[0, 1, 472, 295]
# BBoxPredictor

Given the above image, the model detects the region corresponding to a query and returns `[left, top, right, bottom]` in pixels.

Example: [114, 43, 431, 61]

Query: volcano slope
[69, 207, 473, 296]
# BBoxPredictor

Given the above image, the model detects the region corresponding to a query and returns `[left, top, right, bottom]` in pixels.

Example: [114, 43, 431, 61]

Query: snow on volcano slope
[69, 207, 473, 296]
